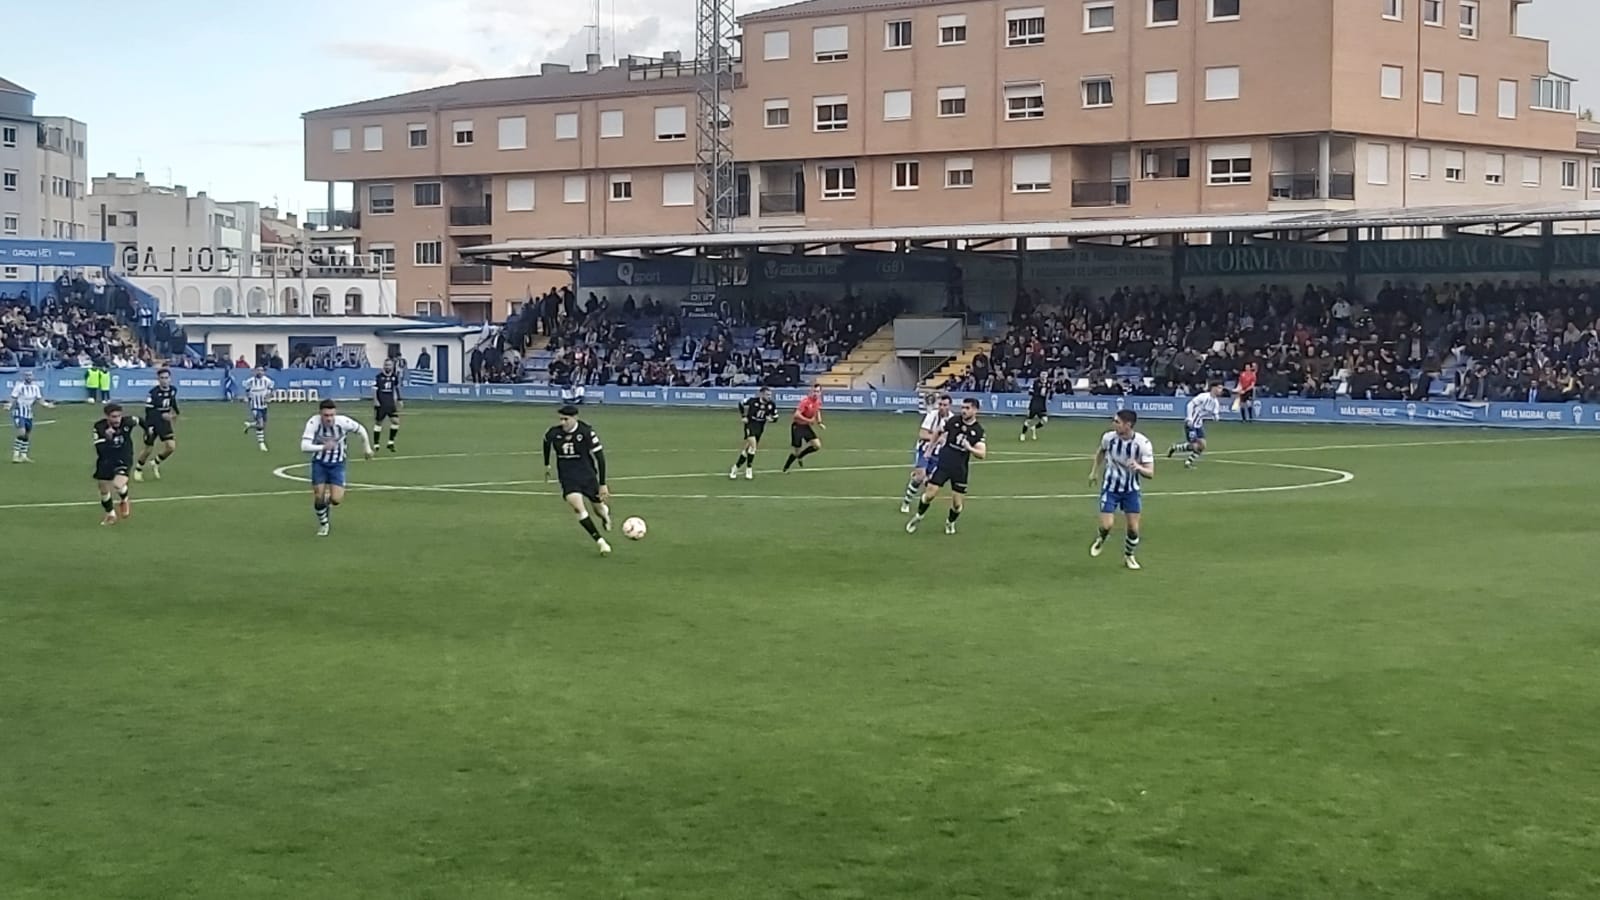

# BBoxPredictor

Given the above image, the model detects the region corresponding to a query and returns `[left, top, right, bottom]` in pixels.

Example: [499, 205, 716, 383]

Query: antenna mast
[694, 0, 736, 233]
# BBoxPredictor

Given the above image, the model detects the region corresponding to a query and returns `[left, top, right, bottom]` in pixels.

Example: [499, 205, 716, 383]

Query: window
[1561, 159, 1578, 189]
[815, 96, 850, 131]
[563, 175, 587, 203]
[0, 126, 14, 147]
[1591, 165, 1600, 191]
[453, 120, 474, 145]
[1422, 0, 1441, 25]
[1, 170, 15, 191]
[414, 241, 442, 266]
[662, 172, 694, 206]
[363, 125, 382, 151]
[1012, 152, 1052, 192]
[939, 14, 967, 44]
[1444, 150, 1465, 182]
[1205, 66, 1240, 101]
[332, 127, 351, 151]
[883, 90, 912, 121]
[813, 25, 848, 61]
[945, 157, 974, 188]
[1422, 70, 1443, 104]
[764, 30, 790, 60]
[1522, 155, 1541, 186]
[554, 113, 579, 141]
[1458, 75, 1478, 114]
[820, 164, 857, 199]
[1531, 76, 1573, 112]
[1005, 82, 1045, 119]
[1149, 0, 1179, 26]
[367, 184, 395, 214]
[497, 116, 527, 150]
[1367, 144, 1390, 185]
[764, 99, 790, 127]
[938, 86, 967, 117]
[1145, 70, 1179, 104]
[1082, 77, 1113, 108]
[1459, 0, 1478, 37]
[413, 182, 442, 207]
[1084, 1, 1115, 31]
[369, 244, 396, 270]
[1380, 65, 1403, 100]
[506, 178, 535, 211]
[1408, 147, 1430, 180]
[1140, 147, 1191, 179]
[1498, 80, 1517, 118]
[655, 106, 687, 140]
[1485, 153, 1504, 184]
[1206, 144, 1252, 184]
[1208, 0, 1239, 19]
[408, 123, 428, 148]
[886, 20, 912, 49]
[1006, 8, 1046, 46]
[1383, 0, 1402, 20]
[893, 160, 920, 189]
[609, 174, 633, 201]
[599, 110, 624, 138]
[1, 214, 16, 234]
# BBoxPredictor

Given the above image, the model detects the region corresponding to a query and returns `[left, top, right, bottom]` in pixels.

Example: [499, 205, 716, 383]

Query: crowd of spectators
[474, 286, 900, 387]
[949, 280, 1600, 404]
[1, 291, 152, 369]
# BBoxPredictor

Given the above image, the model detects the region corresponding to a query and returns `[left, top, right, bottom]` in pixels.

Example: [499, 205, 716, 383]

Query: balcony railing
[1070, 179, 1131, 208]
[1270, 171, 1356, 201]
[307, 209, 360, 230]
[449, 206, 493, 227]
[449, 264, 494, 285]
[758, 192, 803, 216]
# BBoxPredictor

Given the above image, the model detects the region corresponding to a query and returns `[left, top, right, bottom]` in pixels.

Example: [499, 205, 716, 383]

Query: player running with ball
[544, 404, 614, 556]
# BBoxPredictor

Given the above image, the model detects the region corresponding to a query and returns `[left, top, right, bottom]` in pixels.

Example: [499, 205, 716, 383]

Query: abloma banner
[2, 367, 1598, 429]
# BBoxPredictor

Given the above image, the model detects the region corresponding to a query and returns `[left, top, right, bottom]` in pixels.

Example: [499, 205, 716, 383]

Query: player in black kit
[1021, 373, 1052, 441]
[373, 360, 403, 452]
[730, 386, 778, 480]
[134, 368, 179, 481]
[543, 404, 613, 555]
[93, 403, 139, 525]
[906, 397, 988, 535]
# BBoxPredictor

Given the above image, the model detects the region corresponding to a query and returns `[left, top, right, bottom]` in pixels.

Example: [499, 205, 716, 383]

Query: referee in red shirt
[1236, 362, 1257, 422]
[782, 385, 826, 472]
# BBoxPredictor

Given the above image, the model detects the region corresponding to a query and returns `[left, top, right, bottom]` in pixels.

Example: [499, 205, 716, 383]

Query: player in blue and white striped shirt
[299, 399, 374, 537]
[7, 371, 52, 463]
[241, 367, 276, 452]
[1168, 383, 1224, 469]
[1089, 410, 1155, 570]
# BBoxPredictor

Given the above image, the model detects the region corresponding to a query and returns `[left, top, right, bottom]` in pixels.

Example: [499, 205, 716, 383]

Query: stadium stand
[937, 280, 1600, 403]
[0, 290, 151, 368]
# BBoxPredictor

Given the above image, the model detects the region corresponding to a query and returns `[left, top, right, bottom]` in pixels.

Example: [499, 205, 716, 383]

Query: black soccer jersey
[740, 396, 778, 424]
[937, 417, 986, 465]
[375, 372, 401, 400]
[543, 421, 607, 482]
[93, 417, 140, 465]
[145, 385, 179, 418]
[1030, 377, 1051, 401]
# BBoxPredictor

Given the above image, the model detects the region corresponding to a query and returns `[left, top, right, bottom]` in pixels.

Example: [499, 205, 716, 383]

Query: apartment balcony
[449, 205, 493, 227]
[1269, 171, 1356, 201]
[449, 264, 494, 286]
[758, 192, 803, 216]
[307, 209, 360, 230]
[1071, 179, 1132, 208]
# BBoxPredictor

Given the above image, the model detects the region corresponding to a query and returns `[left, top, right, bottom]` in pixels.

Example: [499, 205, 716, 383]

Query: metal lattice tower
[694, 0, 736, 234]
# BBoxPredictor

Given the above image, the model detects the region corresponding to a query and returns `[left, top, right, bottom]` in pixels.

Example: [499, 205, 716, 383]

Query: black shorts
[142, 416, 174, 444]
[559, 475, 602, 503]
[93, 459, 130, 481]
[374, 398, 399, 420]
[928, 460, 970, 494]
[1028, 398, 1048, 417]
[791, 423, 817, 447]
[744, 421, 766, 442]
[1239, 388, 1256, 403]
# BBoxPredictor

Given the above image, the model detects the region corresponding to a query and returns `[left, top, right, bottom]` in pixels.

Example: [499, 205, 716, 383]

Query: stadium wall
[4, 368, 1598, 430]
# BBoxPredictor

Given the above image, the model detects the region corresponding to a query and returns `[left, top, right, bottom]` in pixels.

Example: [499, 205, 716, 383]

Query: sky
[2, 0, 1594, 216]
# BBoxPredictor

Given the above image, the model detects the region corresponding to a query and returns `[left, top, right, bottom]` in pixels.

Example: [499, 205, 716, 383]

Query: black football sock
[117, 486, 129, 501]
[100, 494, 114, 512]
[578, 514, 602, 541]
[388, 426, 399, 446]
[1097, 526, 1111, 540]
[946, 507, 962, 523]
[916, 499, 931, 516]
[1125, 531, 1141, 557]
[734, 453, 748, 468]
[157, 450, 172, 463]
[782, 453, 797, 471]
[797, 446, 819, 461]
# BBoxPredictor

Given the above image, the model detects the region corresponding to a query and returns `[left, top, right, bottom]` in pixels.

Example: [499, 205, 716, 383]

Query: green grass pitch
[3, 401, 1599, 899]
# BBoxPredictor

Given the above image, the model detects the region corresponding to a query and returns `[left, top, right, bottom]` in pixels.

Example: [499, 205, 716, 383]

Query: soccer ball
[621, 517, 647, 540]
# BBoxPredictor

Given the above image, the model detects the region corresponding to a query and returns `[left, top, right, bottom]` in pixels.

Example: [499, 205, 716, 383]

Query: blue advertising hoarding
[4, 367, 1597, 430]
[0, 238, 117, 268]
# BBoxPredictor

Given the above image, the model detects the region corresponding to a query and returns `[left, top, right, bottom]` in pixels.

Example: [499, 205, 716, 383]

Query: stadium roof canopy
[461, 201, 1600, 268]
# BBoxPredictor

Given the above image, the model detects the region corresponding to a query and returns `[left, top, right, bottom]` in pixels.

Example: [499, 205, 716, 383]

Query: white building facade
[0, 77, 41, 253]
[90, 172, 264, 277]
[37, 116, 89, 240]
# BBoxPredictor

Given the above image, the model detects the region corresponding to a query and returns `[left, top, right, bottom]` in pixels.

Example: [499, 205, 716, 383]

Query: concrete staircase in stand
[919, 339, 993, 390]
[815, 324, 896, 389]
